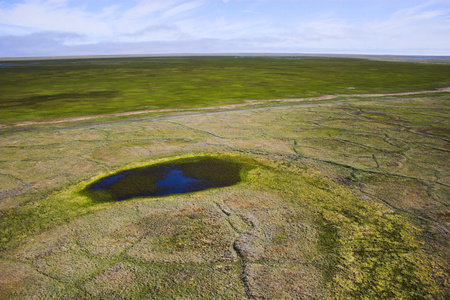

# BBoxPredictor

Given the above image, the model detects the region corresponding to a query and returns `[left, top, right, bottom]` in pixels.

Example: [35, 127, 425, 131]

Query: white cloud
[0, 0, 449, 56]
[363, 3, 450, 52]
[373, 2, 448, 31]
[161, 0, 204, 18]
[0, 0, 206, 42]
[277, 2, 450, 54]
[0, 0, 108, 37]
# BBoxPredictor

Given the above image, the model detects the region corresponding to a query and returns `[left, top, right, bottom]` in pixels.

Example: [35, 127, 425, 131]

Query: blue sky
[1, 0, 449, 57]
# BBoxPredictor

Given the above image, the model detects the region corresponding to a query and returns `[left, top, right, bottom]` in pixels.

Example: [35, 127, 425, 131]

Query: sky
[0, 0, 449, 57]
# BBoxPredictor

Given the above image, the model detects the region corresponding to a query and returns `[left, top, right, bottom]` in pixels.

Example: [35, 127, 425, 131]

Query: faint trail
[2, 87, 449, 127]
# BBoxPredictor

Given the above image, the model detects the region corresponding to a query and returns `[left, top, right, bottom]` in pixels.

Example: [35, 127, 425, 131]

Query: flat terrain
[1, 56, 450, 124]
[0, 56, 449, 299]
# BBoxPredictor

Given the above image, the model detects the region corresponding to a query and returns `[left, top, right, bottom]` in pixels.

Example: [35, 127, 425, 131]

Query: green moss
[258, 164, 444, 298]
[360, 113, 391, 121]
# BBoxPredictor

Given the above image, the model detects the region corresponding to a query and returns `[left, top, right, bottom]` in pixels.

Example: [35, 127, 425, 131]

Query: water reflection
[155, 168, 205, 195]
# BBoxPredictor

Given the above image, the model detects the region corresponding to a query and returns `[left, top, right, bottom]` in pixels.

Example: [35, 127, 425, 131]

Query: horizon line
[1, 52, 450, 61]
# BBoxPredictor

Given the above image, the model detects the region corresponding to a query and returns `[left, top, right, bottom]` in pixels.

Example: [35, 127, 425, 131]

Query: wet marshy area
[81, 156, 247, 202]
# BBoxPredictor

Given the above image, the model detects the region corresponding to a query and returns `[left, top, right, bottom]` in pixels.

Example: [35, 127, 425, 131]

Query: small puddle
[82, 156, 247, 202]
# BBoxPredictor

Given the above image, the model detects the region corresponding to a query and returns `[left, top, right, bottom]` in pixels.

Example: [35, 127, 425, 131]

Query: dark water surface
[83, 157, 245, 202]
[154, 168, 204, 195]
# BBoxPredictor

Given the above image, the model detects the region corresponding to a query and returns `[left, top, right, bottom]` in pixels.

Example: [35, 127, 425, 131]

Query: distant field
[1, 56, 450, 123]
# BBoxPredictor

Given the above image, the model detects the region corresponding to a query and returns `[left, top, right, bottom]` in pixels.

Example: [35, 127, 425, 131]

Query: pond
[81, 156, 246, 202]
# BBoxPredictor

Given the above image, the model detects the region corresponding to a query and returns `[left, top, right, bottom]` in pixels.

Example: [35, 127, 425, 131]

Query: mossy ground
[0, 57, 449, 299]
[1, 94, 448, 299]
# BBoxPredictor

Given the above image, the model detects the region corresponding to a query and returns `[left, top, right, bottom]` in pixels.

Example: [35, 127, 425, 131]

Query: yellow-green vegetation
[0, 57, 449, 299]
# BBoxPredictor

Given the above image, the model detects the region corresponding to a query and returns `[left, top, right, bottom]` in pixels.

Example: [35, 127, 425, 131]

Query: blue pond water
[89, 167, 206, 200]
[155, 169, 204, 195]
[90, 173, 125, 190]
[83, 157, 244, 202]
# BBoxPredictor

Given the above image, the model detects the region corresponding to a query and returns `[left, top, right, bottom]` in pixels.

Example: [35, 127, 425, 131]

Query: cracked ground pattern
[0, 95, 449, 299]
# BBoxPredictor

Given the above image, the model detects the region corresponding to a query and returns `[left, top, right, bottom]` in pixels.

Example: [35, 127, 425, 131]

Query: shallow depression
[82, 156, 247, 202]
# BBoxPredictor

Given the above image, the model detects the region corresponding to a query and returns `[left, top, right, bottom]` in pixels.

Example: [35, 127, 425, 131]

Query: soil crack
[214, 201, 256, 299]
[372, 154, 380, 168]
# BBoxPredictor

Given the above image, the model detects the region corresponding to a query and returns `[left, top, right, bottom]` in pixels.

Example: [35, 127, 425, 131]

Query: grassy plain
[0, 56, 449, 299]
[1, 56, 450, 123]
